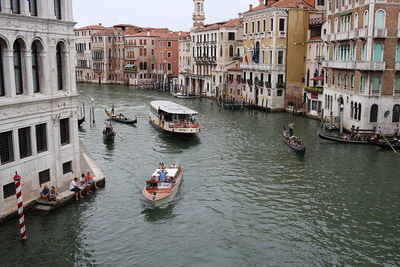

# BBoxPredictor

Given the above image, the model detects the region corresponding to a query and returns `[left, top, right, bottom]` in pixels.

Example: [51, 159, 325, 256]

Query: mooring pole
[91, 98, 95, 124]
[13, 172, 27, 241]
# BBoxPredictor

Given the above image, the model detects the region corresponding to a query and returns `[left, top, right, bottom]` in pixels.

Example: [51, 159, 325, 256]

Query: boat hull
[282, 130, 306, 153]
[105, 109, 137, 124]
[149, 114, 200, 135]
[318, 132, 370, 144]
[367, 138, 400, 149]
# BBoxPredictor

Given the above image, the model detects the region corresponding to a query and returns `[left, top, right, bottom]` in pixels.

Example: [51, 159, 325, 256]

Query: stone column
[3, 49, 16, 98]
[62, 51, 71, 92]
[23, 50, 34, 96]
[20, 0, 30, 16]
[1, 0, 11, 13]
[38, 51, 49, 94]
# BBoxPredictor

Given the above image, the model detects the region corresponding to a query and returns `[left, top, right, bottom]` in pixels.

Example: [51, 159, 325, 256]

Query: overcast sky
[72, 0, 259, 30]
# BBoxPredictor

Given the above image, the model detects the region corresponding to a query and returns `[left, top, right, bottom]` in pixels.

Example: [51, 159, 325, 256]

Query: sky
[72, 0, 259, 30]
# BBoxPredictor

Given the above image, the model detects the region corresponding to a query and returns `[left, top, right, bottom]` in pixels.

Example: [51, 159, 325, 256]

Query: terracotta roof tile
[74, 25, 107, 31]
[195, 18, 243, 32]
[244, 0, 314, 14]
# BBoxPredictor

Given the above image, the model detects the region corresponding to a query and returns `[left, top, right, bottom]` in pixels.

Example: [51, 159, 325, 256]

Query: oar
[116, 133, 124, 141]
[382, 135, 398, 154]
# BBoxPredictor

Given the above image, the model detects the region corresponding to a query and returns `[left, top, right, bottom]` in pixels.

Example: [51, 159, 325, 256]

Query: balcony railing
[373, 28, 387, 38]
[241, 62, 285, 71]
[322, 60, 356, 69]
[304, 86, 324, 94]
[355, 61, 385, 71]
[276, 82, 286, 88]
[358, 28, 367, 38]
[349, 30, 358, 39]
[335, 31, 349, 41]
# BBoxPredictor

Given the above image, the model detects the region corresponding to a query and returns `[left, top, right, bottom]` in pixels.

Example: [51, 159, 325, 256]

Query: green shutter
[372, 78, 380, 93]
[395, 78, 400, 92]
[373, 44, 383, 62]
[397, 45, 400, 62]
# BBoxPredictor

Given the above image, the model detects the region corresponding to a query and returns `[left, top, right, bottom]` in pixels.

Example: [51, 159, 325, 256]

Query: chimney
[249, 4, 253, 11]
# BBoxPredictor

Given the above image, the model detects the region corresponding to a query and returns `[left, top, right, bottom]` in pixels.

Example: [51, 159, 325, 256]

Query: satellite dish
[384, 110, 390, 117]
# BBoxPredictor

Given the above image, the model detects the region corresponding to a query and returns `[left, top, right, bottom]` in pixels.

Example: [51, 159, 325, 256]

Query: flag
[245, 55, 249, 64]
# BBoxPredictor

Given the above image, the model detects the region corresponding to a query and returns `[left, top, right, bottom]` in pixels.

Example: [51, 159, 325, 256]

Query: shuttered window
[62, 161, 72, 174]
[18, 127, 32, 159]
[36, 123, 47, 153]
[60, 118, 70, 145]
[3, 182, 16, 199]
[39, 169, 51, 186]
[54, 0, 61, 20]
[0, 131, 14, 165]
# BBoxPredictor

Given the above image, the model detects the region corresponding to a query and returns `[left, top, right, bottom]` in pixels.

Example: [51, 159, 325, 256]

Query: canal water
[1, 84, 399, 266]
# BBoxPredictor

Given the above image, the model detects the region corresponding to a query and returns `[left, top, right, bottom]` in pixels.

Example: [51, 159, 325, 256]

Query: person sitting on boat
[170, 162, 177, 168]
[375, 126, 382, 140]
[158, 168, 168, 182]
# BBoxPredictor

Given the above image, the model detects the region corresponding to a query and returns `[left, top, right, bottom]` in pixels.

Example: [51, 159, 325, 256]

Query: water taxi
[143, 165, 183, 206]
[149, 100, 200, 135]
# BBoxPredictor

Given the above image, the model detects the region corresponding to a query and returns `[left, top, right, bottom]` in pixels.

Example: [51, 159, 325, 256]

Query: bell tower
[192, 0, 205, 28]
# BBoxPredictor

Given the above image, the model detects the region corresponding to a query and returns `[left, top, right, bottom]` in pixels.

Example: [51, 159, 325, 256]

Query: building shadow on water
[142, 203, 176, 223]
[103, 138, 115, 155]
[156, 133, 201, 149]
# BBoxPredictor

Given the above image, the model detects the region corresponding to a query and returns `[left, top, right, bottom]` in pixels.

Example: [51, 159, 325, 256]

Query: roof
[92, 28, 115, 36]
[244, 0, 314, 14]
[74, 25, 107, 31]
[195, 18, 243, 32]
[150, 101, 198, 115]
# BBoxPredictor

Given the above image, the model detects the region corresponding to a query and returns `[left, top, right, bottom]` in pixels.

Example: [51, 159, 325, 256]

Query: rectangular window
[29, 0, 38, 16]
[18, 127, 32, 159]
[270, 18, 274, 31]
[11, 0, 20, 14]
[277, 90, 283, 96]
[279, 18, 285, 32]
[167, 52, 172, 58]
[278, 51, 284, 64]
[36, 123, 47, 153]
[257, 21, 260, 33]
[168, 63, 172, 71]
[245, 23, 248, 33]
[54, 0, 61, 20]
[62, 161, 72, 174]
[0, 131, 14, 165]
[263, 20, 266, 32]
[278, 74, 284, 83]
[360, 76, 364, 92]
[3, 182, 16, 199]
[395, 78, 400, 94]
[167, 41, 172, 47]
[372, 77, 380, 94]
[252, 22, 255, 33]
[228, 33, 235, 41]
[60, 118, 70, 146]
[312, 100, 318, 111]
[39, 169, 51, 186]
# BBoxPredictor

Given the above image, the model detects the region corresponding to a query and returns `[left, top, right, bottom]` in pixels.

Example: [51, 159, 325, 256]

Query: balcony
[278, 31, 286, 38]
[276, 82, 286, 88]
[322, 60, 356, 69]
[373, 28, 387, 38]
[396, 62, 400, 70]
[335, 31, 349, 41]
[304, 86, 324, 94]
[241, 62, 285, 71]
[355, 61, 385, 71]
[349, 30, 358, 39]
[358, 28, 367, 38]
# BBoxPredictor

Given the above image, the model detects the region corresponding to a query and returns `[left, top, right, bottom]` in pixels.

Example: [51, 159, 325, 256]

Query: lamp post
[91, 98, 95, 124]
[340, 104, 344, 135]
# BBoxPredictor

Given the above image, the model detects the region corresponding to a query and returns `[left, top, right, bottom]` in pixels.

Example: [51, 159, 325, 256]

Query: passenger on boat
[104, 120, 113, 133]
[375, 127, 382, 139]
[158, 168, 168, 182]
[40, 185, 51, 201]
[170, 162, 177, 168]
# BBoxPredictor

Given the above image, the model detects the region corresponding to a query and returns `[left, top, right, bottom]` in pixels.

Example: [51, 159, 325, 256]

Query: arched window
[362, 43, 366, 61]
[108, 49, 112, 59]
[306, 69, 310, 86]
[11, 0, 20, 14]
[143, 62, 147, 70]
[144, 48, 147, 57]
[370, 104, 378, 122]
[54, 0, 61, 20]
[220, 46, 223, 57]
[393, 105, 400, 122]
[354, 102, 358, 119]
[229, 45, 234, 57]
[373, 43, 383, 61]
[139, 62, 143, 70]
[56, 42, 64, 90]
[13, 40, 24, 95]
[255, 42, 260, 63]
[31, 40, 42, 93]
[334, 18, 338, 33]
[358, 103, 361, 121]
[351, 101, 354, 118]
[364, 11, 369, 27]
[0, 38, 5, 97]
[375, 10, 385, 29]
[354, 13, 359, 29]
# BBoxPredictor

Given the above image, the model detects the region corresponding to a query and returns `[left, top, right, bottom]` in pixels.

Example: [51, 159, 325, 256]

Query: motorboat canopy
[150, 100, 198, 115]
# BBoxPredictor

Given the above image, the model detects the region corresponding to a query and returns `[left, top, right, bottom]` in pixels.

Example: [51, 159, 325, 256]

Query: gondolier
[288, 122, 294, 136]
[375, 126, 382, 140]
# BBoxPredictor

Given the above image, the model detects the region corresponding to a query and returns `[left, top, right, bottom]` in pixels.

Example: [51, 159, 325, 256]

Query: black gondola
[105, 109, 137, 124]
[103, 128, 116, 140]
[282, 128, 306, 153]
[78, 117, 85, 127]
[318, 132, 370, 144]
[367, 138, 400, 149]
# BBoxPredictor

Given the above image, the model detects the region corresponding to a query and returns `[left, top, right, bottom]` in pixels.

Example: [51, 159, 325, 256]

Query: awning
[311, 75, 324, 81]
[339, 12, 352, 17]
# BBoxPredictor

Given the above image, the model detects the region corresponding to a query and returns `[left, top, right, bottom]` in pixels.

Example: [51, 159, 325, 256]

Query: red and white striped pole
[13, 172, 27, 240]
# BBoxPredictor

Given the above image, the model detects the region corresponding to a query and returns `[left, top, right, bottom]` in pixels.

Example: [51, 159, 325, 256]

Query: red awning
[311, 75, 324, 81]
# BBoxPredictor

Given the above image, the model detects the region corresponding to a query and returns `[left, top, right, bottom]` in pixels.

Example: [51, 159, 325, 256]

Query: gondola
[78, 117, 85, 127]
[318, 132, 370, 144]
[367, 138, 400, 149]
[282, 128, 306, 154]
[105, 109, 137, 124]
[103, 128, 116, 140]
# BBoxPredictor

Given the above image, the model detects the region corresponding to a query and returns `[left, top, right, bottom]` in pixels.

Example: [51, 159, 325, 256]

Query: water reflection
[103, 138, 115, 155]
[142, 203, 176, 223]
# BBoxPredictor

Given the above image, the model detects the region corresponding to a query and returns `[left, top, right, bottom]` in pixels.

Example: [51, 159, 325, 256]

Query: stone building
[179, 0, 243, 97]
[74, 24, 106, 83]
[242, 0, 313, 111]
[304, 2, 326, 118]
[178, 33, 193, 93]
[322, 0, 400, 134]
[0, 0, 82, 219]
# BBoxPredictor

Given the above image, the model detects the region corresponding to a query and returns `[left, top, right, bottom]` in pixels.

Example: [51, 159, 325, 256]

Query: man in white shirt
[70, 178, 83, 200]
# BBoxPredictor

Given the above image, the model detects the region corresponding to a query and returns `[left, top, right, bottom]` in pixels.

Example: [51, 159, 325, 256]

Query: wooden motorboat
[143, 165, 183, 206]
[282, 128, 306, 153]
[105, 109, 137, 124]
[367, 138, 400, 149]
[149, 100, 200, 135]
[318, 132, 370, 144]
[175, 92, 200, 99]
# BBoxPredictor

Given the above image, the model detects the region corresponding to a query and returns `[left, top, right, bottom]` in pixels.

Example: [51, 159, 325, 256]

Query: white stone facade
[0, 0, 81, 219]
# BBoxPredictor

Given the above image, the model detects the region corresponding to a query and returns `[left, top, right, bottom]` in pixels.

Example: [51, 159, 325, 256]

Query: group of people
[70, 172, 99, 200]
[149, 162, 178, 183]
[40, 186, 58, 202]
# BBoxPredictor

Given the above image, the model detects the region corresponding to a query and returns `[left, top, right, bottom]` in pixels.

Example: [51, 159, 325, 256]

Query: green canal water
[1, 84, 400, 266]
